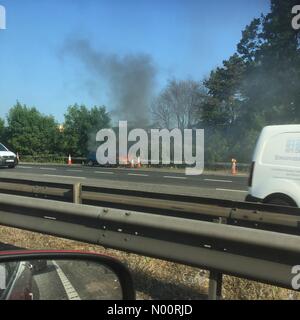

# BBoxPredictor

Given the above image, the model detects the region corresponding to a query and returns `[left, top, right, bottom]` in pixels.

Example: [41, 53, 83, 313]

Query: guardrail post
[208, 271, 223, 300]
[73, 183, 82, 204]
[208, 217, 225, 300]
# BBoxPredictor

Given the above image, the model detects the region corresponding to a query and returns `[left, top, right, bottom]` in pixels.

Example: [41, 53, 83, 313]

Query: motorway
[0, 163, 248, 201]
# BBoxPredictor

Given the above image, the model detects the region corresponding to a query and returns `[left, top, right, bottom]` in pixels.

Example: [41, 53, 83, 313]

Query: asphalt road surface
[32, 260, 122, 300]
[0, 163, 249, 201]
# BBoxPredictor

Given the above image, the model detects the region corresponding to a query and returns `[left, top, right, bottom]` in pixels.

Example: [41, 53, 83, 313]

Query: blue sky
[0, 0, 270, 123]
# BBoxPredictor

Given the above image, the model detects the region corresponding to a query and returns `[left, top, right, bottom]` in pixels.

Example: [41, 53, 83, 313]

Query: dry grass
[222, 276, 300, 300]
[0, 225, 298, 300]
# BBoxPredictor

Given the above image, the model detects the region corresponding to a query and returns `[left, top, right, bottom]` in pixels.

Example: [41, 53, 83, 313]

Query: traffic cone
[231, 158, 237, 175]
[68, 154, 72, 165]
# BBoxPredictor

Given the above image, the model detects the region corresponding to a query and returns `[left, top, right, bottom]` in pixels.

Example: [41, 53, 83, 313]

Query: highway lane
[0, 164, 249, 201]
[32, 260, 122, 300]
[57, 260, 123, 300]
[12, 163, 247, 188]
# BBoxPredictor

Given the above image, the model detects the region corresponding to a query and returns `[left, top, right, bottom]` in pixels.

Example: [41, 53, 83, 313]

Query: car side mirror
[0, 251, 135, 300]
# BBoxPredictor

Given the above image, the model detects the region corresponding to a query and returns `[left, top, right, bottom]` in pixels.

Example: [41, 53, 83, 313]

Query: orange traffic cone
[231, 158, 237, 175]
[68, 154, 72, 165]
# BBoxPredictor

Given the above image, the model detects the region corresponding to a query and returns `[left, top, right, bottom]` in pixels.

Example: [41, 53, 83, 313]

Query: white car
[246, 125, 300, 207]
[0, 143, 17, 168]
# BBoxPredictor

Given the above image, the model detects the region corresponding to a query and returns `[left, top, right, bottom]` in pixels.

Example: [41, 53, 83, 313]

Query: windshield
[0, 144, 8, 152]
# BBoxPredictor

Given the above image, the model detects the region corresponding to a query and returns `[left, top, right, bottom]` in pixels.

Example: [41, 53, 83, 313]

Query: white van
[246, 125, 300, 207]
[0, 143, 17, 168]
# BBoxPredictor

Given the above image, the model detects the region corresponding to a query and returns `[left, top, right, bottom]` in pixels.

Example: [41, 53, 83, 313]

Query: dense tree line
[0, 102, 111, 157]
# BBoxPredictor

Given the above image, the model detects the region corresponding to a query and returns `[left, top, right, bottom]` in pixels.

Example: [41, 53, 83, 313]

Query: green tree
[63, 104, 111, 156]
[201, 54, 246, 127]
[197, 0, 300, 163]
[238, 0, 300, 125]
[0, 118, 5, 142]
[6, 102, 61, 155]
[205, 129, 230, 163]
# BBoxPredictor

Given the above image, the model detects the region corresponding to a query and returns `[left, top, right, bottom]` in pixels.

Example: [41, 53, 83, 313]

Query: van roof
[252, 125, 300, 161]
[262, 125, 300, 134]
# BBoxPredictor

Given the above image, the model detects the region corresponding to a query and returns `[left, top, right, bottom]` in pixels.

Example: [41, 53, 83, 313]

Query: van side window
[286, 140, 294, 153]
[286, 139, 300, 153]
[295, 140, 300, 153]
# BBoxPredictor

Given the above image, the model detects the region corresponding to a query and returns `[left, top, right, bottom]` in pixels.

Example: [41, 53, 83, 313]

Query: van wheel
[264, 196, 297, 207]
[8, 165, 15, 169]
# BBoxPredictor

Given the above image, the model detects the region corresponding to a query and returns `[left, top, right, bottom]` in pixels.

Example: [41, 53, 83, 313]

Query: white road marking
[94, 171, 114, 175]
[43, 174, 86, 179]
[17, 166, 32, 169]
[39, 167, 57, 171]
[128, 173, 149, 177]
[216, 188, 247, 193]
[67, 169, 83, 172]
[205, 179, 232, 183]
[52, 261, 81, 300]
[163, 176, 187, 180]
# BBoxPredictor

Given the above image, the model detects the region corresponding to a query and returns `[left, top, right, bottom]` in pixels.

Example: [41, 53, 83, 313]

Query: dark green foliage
[198, 0, 300, 163]
[0, 118, 5, 141]
[6, 102, 61, 155]
[2, 102, 111, 157]
[63, 104, 111, 156]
